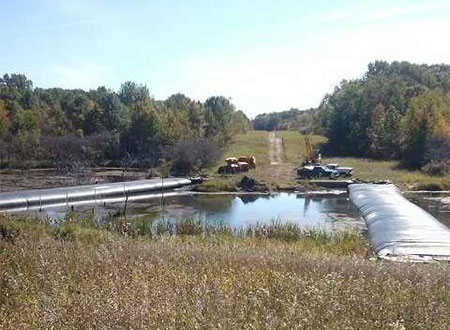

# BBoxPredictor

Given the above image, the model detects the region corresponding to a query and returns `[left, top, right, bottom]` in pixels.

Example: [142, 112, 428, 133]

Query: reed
[1, 215, 450, 329]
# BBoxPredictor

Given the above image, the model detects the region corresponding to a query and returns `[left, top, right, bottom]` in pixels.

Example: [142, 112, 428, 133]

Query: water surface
[27, 192, 364, 230]
[143, 193, 363, 230]
[19, 191, 450, 230]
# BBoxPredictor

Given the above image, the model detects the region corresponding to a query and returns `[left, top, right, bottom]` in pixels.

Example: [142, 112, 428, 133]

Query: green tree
[119, 82, 150, 105]
[121, 99, 161, 163]
[61, 91, 94, 134]
[319, 60, 450, 166]
[204, 96, 235, 144]
[0, 99, 10, 138]
[86, 87, 128, 134]
[232, 110, 250, 134]
[164, 93, 204, 138]
[401, 89, 450, 168]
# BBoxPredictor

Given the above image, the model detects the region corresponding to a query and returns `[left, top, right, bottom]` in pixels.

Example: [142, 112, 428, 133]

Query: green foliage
[119, 81, 150, 105]
[167, 138, 222, 175]
[0, 100, 10, 137]
[320, 61, 450, 173]
[253, 108, 317, 132]
[204, 96, 236, 143]
[401, 89, 450, 169]
[231, 110, 251, 134]
[0, 74, 249, 170]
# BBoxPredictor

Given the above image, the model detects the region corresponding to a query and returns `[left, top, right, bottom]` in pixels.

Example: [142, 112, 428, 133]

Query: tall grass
[1, 215, 450, 329]
[1, 214, 365, 253]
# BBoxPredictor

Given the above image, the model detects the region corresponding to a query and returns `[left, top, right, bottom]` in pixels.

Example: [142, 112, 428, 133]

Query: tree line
[253, 108, 317, 132]
[0, 74, 250, 174]
[318, 61, 450, 175]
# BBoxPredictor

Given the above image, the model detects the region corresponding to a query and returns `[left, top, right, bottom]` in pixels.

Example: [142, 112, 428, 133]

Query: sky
[1, 0, 450, 117]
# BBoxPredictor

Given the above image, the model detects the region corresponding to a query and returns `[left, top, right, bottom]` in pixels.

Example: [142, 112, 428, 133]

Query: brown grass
[1, 216, 450, 329]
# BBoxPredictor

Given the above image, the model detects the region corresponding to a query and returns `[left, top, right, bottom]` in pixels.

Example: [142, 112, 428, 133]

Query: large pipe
[349, 183, 450, 261]
[0, 178, 192, 212]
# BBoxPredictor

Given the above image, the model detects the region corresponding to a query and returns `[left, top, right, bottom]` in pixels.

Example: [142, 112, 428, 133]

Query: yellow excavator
[302, 135, 321, 166]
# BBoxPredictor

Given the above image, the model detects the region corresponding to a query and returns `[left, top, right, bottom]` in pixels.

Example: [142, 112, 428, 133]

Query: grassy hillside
[205, 130, 450, 191]
[224, 130, 270, 165]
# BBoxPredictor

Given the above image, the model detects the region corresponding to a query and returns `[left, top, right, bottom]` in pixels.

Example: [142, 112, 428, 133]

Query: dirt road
[263, 131, 295, 186]
[268, 131, 284, 165]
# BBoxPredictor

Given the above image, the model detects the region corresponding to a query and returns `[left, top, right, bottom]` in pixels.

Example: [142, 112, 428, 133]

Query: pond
[408, 193, 450, 227]
[22, 192, 364, 231]
[14, 191, 450, 231]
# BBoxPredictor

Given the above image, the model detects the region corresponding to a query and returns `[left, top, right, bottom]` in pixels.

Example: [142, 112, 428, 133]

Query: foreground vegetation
[1, 216, 450, 329]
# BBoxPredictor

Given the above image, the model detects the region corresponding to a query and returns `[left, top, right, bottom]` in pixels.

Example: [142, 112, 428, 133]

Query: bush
[417, 182, 446, 191]
[422, 160, 450, 176]
[167, 138, 222, 175]
[176, 218, 203, 236]
[51, 222, 110, 244]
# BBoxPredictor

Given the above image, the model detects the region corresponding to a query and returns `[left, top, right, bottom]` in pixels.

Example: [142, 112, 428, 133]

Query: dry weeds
[1, 217, 450, 329]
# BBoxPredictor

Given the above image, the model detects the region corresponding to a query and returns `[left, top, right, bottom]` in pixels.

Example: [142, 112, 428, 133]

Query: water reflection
[141, 193, 363, 230]
[21, 192, 363, 230]
[18, 191, 450, 231]
[409, 195, 450, 227]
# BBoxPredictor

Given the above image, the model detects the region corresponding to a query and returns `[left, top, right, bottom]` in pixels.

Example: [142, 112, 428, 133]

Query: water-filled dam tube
[349, 183, 450, 261]
[0, 178, 192, 213]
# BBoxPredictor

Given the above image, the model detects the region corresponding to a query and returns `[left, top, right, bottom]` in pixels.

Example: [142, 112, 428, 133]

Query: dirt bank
[0, 168, 150, 193]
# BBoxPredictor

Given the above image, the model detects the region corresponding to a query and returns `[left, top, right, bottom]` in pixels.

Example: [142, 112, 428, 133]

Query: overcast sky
[1, 0, 450, 117]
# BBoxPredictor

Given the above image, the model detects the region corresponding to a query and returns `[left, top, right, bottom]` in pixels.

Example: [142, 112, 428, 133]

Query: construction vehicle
[218, 156, 256, 175]
[298, 165, 339, 179]
[302, 135, 321, 166]
[297, 133, 354, 179]
[326, 163, 353, 177]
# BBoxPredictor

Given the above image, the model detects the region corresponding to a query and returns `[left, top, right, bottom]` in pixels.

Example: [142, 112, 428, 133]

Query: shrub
[52, 223, 105, 244]
[167, 138, 222, 175]
[155, 219, 174, 236]
[176, 218, 203, 236]
[417, 182, 445, 191]
[422, 160, 450, 176]
[421, 135, 450, 176]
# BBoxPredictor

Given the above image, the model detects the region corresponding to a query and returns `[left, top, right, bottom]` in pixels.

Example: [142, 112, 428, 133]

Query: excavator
[302, 135, 321, 166]
[299, 133, 353, 179]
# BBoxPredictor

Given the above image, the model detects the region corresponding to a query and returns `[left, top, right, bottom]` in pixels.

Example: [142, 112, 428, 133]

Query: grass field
[1, 216, 450, 329]
[225, 130, 270, 166]
[206, 130, 450, 191]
